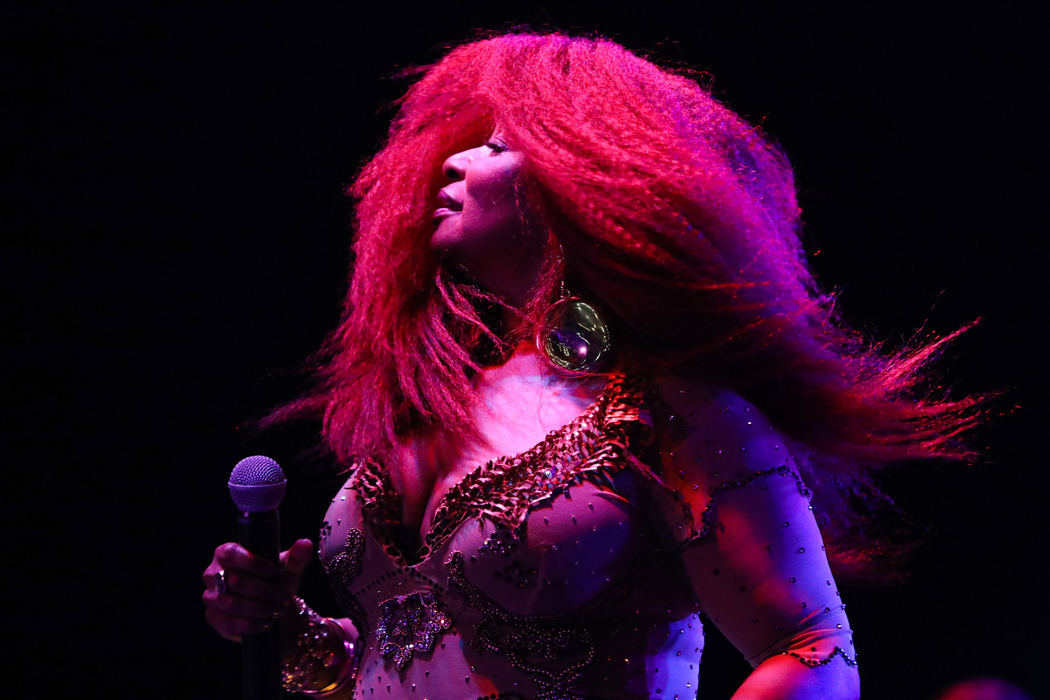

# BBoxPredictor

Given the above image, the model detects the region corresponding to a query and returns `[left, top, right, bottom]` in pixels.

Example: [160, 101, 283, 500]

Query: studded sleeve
[647, 378, 858, 670]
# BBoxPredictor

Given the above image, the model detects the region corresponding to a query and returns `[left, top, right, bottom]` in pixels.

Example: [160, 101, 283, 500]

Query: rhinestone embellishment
[376, 591, 453, 670]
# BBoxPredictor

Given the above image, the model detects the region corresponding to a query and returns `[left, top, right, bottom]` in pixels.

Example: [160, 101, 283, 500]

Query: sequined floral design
[326, 527, 365, 585]
[321, 527, 370, 638]
[375, 591, 453, 671]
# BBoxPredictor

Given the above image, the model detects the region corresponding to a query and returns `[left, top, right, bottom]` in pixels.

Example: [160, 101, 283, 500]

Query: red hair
[272, 31, 990, 576]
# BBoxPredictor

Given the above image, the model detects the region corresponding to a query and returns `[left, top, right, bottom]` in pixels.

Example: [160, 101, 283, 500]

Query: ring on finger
[214, 569, 227, 595]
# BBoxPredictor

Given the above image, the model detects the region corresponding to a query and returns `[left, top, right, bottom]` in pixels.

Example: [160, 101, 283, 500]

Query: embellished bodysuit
[317, 375, 856, 699]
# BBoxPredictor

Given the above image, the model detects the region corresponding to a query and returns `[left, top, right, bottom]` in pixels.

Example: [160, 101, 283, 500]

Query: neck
[483, 339, 581, 383]
[475, 340, 611, 408]
[484, 338, 545, 374]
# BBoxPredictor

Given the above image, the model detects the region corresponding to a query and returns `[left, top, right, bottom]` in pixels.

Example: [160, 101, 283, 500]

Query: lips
[436, 189, 463, 211]
[433, 189, 463, 222]
[433, 207, 460, 220]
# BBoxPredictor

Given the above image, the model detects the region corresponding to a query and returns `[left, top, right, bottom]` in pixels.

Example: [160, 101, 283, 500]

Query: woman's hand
[202, 538, 314, 642]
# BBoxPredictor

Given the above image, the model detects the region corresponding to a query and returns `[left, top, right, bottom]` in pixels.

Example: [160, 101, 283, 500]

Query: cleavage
[386, 369, 611, 558]
[387, 436, 469, 554]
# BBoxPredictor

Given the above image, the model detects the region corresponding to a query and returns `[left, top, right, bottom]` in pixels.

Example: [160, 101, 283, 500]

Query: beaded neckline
[349, 372, 648, 568]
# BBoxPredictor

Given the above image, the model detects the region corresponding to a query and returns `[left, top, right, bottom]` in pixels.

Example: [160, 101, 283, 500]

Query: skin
[387, 341, 607, 551]
[431, 129, 548, 307]
[202, 129, 561, 649]
[202, 129, 858, 700]
[201, 539, 312, 641]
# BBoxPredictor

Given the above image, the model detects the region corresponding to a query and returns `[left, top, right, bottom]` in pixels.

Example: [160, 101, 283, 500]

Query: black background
[4, 2, 1044, 698]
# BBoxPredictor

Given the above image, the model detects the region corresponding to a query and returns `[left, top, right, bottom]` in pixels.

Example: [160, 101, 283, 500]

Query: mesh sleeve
[647, 380, 858, 669]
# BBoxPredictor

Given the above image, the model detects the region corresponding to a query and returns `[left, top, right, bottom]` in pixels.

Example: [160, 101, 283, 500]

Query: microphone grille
[228, 455, 287, 512]
[230, 455, 285, 485]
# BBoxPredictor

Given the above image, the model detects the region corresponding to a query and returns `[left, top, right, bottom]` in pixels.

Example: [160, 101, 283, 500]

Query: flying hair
[268, 30, 992, 580]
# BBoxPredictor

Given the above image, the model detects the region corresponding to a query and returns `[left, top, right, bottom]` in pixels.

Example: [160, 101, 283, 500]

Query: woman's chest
[319, 464, 658, 617]
[317, 465, 701, 700]
[319, 371, 671, 609]
[390, 371, 609, 543]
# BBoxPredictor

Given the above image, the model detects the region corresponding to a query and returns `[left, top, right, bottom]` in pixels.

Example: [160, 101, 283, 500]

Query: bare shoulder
[650, 374, 784, 443]
[649, 374, 797, 486]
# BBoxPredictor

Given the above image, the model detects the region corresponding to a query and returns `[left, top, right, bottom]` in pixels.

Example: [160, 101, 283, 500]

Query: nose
[441, 148, 473, 182]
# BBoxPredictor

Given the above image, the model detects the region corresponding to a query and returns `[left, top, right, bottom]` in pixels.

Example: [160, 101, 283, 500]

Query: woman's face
[431, 129, 547, 304]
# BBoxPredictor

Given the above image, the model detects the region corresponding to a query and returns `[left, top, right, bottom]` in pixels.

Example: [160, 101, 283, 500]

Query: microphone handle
[237, 510, 283, 700]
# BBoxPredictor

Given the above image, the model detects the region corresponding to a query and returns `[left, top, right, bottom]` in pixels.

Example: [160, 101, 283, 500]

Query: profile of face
[431, 129, 547, 304]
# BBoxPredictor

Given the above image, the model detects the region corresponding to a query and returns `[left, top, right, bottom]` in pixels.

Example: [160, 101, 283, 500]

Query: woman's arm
[650, 376, 859, 699]
[281, 601, 361, 698]
[732, 653, 860, 700]
[203, 539, 361, 698]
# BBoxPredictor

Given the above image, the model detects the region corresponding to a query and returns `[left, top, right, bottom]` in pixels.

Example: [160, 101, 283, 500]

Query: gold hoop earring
[535, 295, 612, 375]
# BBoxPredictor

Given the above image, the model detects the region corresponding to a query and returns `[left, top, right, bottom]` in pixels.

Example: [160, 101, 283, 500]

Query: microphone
[229, 455, 287, 700]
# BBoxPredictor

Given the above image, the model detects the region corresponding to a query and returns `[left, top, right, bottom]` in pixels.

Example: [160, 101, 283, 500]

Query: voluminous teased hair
[271, 31, 991, 579]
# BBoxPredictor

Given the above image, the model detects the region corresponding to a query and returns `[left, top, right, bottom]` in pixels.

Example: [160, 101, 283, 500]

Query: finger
[277, 539, 314, 593]
[283, 546, 313, 592]
[205, 607, 272, 640]
[201, 566, 284, 603]
[203, 588, 287, 620]
[224, 572, 290, 604]
[214, 542, 279, 578]
[202, 564, 222, 588]
[280, 539, 314, 575]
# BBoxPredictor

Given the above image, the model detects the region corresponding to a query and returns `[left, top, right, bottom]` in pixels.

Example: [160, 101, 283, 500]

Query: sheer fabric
[317, 375, 855, 699]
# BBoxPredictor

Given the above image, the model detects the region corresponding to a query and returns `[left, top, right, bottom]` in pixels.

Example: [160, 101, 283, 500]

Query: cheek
[468, 156, 524, 208]
[474, 168, 518, 201]
[462, 200, 521, 237]
[464, 171, 525, 236]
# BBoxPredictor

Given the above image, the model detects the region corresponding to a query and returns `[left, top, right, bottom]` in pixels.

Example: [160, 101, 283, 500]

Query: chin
[430, 215, 464, 251]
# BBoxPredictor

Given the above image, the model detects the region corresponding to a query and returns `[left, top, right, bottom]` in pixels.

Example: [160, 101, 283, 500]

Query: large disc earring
[535, 297, 612, 375]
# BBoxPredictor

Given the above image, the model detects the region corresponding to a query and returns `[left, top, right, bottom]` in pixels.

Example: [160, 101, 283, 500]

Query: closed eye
[485, 141, 508, 154]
